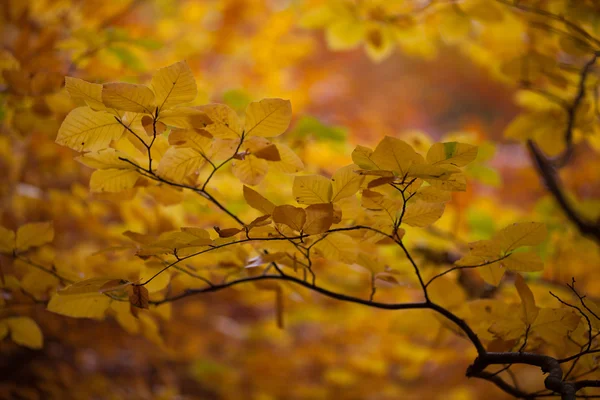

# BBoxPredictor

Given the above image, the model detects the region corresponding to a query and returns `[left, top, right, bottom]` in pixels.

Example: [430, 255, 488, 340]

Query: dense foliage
[1, 1, 600, 399]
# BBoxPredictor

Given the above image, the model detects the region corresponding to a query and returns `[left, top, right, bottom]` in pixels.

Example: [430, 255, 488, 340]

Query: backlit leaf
[65, 76, 104, 110]
[232, 156, 269, 185]
[245, 98, 292, 137]
[515, 274, 539, 325]
[243, 186, 276, 215]
[90, 169, 139, 192]
[102, 82, 155, 113]
[293, 175, 332, 204]
[151, 61, 197, 111]
[426, 142, 478, 167]
[502, 251, 544, 272]
[494, 222, 547, 252]
[371, 136, 423, 176]
[314, 232, 357, 263]
[56, 107, 124, 152]
[331, 165, 364, 202]
[47, 292, 111, 319]
[157, 147, 205, 182]
[402, 201, 445, 228]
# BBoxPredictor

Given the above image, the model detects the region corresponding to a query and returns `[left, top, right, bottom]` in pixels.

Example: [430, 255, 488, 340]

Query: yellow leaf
[531, 308, 580, 346]
[47, 292, 111, 319]
[331, 165, 364, 202]
[244, 98, 292, 137]
[141, 262, 170, 293]
[426, 142, 478, 167]
[102, 82, 155, 113]
[65, 76, 105, 110]
[314, 232, 357, 262]
[151, 61, 197, 111]
[157, 147, 205, 182]
[231, 156, 269, 185]
[76, 148, 136, 170]
[502, 251, 544, 272]
[469, 240, 503, 257]
[402, 201, 445, 228]
[293, 175, 332, 204]
[371, 136, 423, 176]
[168, 129, 212, 152]
[479, 263, 505, 286]
[159, 107, 212, 130]
[0, 226, 15, 253]
[56, 107, 124, 152]
[110, 301, 140, 334]
[5, 317, 43, 349]
[195, 104, 241, 138]
[90, 169, 139, 192]
[303, 203, 334, 235]
[427, 172, 467, 191]
[270, 143, 304, 173]
[243, 186, 276, 215]
[273, 205, 306, 232]
[16, 222, 54, 251]
[361, 189, 400, 220]
[494, 222, 547, 252]
[414, 186, 452, 203]
[407, 164, 460, 182]
[59, 278, 125, 295]
[352, 145, 379, 170]
[515, 274, 539, 325]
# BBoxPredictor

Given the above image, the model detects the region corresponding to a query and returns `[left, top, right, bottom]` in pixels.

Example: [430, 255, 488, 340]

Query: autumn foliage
[1, 1, 600, 399]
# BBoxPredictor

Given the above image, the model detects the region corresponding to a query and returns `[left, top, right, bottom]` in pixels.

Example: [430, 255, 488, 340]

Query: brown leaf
[303, 203, 334, 235]
[214, 226, 243, 238]
[128, 285, 149, 309]
[141, 115, 167, 136]
[368, 176, 395, 188]
[253, 144, 281, 161]
[247, 215, 272, 229]
[272, 205, 306, 232]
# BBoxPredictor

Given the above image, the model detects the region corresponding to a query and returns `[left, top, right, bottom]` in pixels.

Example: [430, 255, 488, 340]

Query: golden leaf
[56, 107, 124, 152]
[293, 175, 332, 204]
[243, 185, 276, 215]
[65, 76, 104, 110]
[90, 169, 139, 193]
[426, 142, 478, 167]
[157, 147, 205, 182]
[331, 165, 364, 202]
[244, 98, 292, 137]
[4, 317, 43, 349]
[494, 222, 547, 252]
[231, 156, 269, 185]
[151, 61, 197, 111]
[102, 82, 155, 113]
[401, 201, 445, 228]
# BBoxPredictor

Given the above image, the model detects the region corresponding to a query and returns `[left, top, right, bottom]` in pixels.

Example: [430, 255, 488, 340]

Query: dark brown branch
[527, 141, 600, 245]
